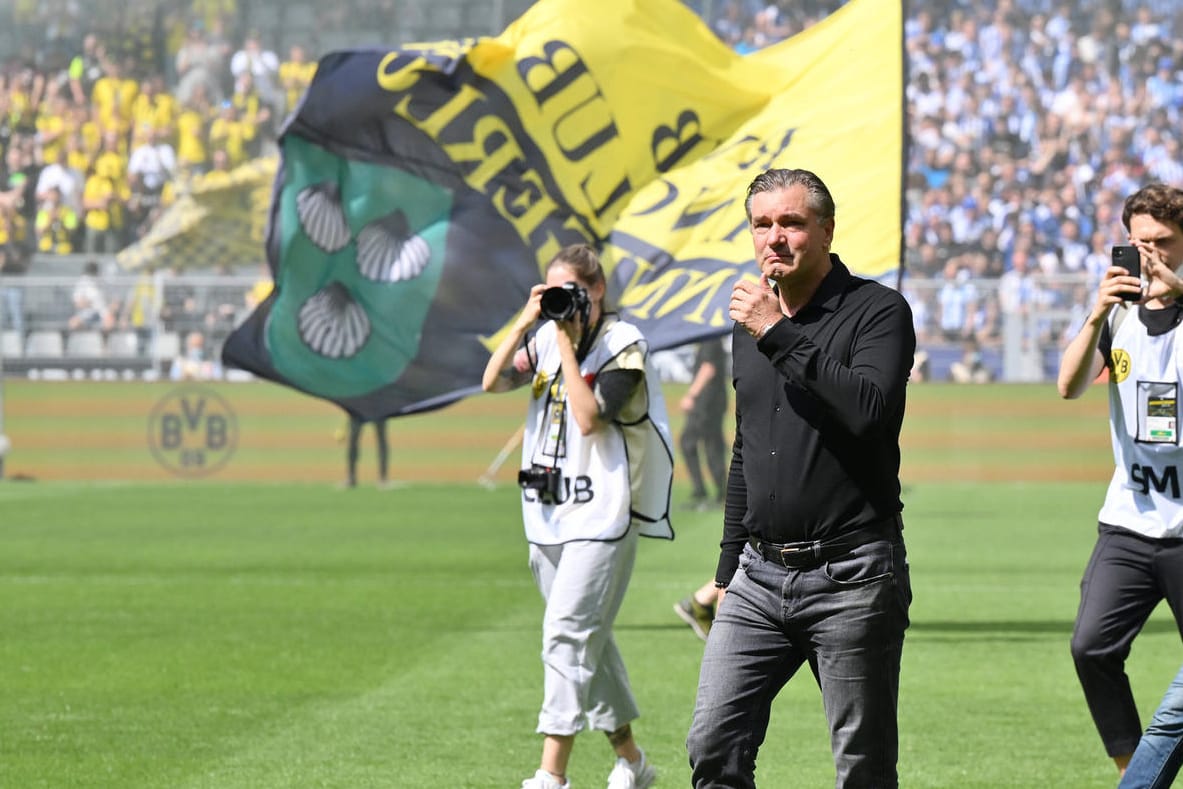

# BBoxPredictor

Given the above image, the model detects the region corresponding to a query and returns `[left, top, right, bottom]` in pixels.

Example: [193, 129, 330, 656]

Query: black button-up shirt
[715, 256, 915, 585]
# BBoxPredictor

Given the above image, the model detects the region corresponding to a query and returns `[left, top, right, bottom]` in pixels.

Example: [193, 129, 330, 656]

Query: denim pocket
[822, 543, 894, 586]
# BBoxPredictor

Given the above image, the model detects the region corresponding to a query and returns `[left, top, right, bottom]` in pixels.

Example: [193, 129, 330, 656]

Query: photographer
[481, 243, 673, 789]
[1058, 183, 1183, 779]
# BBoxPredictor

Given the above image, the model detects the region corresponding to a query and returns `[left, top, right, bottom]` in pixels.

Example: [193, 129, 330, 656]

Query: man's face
[748, 184, 834, 287]
[1129, 213, 1183, 298]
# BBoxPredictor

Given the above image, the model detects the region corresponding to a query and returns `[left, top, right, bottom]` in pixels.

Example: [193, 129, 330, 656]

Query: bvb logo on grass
[148, 386, 238, 478]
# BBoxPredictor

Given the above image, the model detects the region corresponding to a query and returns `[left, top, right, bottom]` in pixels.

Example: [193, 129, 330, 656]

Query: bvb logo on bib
[532, 371, 549, 399]
[1111, 349, 1133, 383]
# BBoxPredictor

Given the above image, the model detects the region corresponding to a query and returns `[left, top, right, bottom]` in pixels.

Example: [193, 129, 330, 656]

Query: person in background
[673, 579, 721, 643]
[67, 260, 112, 331]
[169, 330, 222, 381]
[482, 243, 672, 789]
[1058, 183, 1183, 779]
[339, 413, 390, 489]
[278, 43, 317, 116]
[679, 337, 729, 511]
[949, 337, 992, 383]
[672, 337, 731, 642]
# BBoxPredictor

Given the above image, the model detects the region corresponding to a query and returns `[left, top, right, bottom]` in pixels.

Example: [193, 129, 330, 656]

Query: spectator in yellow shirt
[63, 129, 92, 182]
[230, 71, 272, 155]
[81, 163, 127, 254]
[279, 43, 317, 116]
[7, 67, 42, 134]
[71, 102, 103, 163]
[130, 74, 178, 146]
[175, 83, 214, 177]
[90, 58, 138, 135]
[93, 129, 128, 186]
[35, 185, 79, 254]
[208, 100, 254, 167]
[35, 92, 69, 165]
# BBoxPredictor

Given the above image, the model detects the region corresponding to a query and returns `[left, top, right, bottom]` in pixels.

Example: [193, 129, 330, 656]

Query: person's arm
[1058, 263, 1138, 399]
[757, 295, 914, 439]
[729, 273, 912, 438]
[715, 336, 745, 588]
[481, 284, 544, 393]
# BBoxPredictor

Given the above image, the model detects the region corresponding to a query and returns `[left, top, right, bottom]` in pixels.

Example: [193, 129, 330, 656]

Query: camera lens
[540, 287, 576, 321]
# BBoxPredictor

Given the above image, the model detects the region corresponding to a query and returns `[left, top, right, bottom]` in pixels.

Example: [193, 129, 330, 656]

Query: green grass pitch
[0, 381, 1178, 786]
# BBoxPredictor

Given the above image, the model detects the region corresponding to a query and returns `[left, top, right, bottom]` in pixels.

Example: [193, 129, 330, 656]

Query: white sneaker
[522, 768, 571, 789]
[606, 751, 656, 789]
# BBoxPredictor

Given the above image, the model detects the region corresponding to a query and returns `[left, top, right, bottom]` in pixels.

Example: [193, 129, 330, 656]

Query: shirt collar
[801, 254, 850, 315]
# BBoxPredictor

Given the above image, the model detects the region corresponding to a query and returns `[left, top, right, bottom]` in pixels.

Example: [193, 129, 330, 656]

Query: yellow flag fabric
[223, 0, 903, 419]
[116, 157, 277, 271]
[606, 0, 904, 337]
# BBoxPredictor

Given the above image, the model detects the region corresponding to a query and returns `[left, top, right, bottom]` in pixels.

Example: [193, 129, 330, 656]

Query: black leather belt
[748, 516, 902, 569]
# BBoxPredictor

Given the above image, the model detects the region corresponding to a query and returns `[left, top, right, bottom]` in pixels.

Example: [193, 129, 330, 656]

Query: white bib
[520, 317, 674, 544]
[1098, 306, 1183, 538]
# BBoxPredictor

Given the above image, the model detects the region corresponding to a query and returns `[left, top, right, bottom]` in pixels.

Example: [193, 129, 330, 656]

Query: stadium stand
[151, 330, 182, 362]
[24, 329, 63, 358]
[1, 329, 21, 358]
[0, 0, 1179, 382]
[64, 329, 105, 357]
[105, 329, 140, 358]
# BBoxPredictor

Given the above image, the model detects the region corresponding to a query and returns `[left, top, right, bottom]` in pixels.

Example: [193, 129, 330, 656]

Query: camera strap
[536, 314, 607, 458]
[575, 313, 606, 364]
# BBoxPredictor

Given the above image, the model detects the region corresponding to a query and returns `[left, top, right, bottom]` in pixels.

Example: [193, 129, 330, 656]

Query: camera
[539, 282, 590, 322]
[518, 465, 563, 500]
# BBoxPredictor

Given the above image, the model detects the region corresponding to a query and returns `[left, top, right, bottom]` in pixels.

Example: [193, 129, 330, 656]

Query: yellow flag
[223, 0, 903, 418]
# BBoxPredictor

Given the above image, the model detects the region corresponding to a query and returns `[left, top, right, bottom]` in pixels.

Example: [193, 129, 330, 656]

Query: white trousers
[528, 528, 641, 735]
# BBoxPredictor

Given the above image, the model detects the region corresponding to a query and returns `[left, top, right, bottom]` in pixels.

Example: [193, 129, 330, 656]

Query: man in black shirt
[686, 168, 915, 789]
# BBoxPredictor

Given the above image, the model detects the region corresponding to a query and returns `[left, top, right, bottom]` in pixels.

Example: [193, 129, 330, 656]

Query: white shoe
[606, 751, 656, 789]
[522, 768, 571, 789]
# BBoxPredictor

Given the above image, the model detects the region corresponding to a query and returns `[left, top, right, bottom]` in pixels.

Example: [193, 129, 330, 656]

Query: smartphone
[1112, 245, 1142, 301]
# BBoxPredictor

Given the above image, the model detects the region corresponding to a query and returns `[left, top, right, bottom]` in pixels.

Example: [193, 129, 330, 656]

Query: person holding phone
[1057, 183, 1183, 779]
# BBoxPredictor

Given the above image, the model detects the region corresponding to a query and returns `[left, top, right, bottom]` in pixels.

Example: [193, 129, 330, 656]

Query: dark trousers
[680, 403, 727, 499]
[347, 416, 389, 484]
[687, 537, 911, 788]
[1071, 524, 1183, 758]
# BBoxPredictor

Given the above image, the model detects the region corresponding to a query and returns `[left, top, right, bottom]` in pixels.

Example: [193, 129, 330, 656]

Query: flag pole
[477, 424, 525, 490]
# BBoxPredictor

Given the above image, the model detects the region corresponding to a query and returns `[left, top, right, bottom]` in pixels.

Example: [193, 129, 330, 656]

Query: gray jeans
[687, 537, 911, 788]
[528, 529, 641, 736]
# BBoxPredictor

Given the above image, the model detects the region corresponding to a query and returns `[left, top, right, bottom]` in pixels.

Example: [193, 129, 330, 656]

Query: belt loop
[807, 542, 821, 563]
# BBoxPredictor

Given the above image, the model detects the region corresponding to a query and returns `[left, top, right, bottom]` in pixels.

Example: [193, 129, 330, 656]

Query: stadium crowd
[0, 0, 315, 265]
[3, 0, 1183, 377]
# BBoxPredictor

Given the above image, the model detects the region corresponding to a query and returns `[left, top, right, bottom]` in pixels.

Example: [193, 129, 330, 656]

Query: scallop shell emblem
[296, 183, 351, 253]
[356, 211, 432, 282]
[296, 281, 370, 358]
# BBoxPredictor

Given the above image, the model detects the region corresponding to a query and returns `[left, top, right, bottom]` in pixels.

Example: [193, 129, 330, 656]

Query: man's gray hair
[744, 168, 836, 223]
